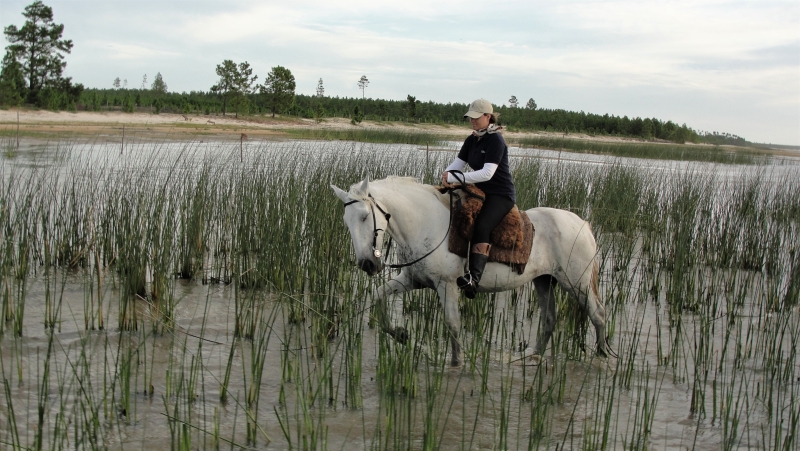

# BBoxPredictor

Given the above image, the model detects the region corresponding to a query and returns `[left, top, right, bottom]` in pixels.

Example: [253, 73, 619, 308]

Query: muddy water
[2, 268, 794, 449]
[1, 139, 798, 450]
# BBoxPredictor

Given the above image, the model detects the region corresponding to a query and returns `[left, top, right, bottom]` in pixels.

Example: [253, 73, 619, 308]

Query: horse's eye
[361, 214, 369, 222]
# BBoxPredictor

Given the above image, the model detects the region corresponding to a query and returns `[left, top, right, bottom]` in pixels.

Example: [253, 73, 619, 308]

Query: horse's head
[331, 178, 388, 276]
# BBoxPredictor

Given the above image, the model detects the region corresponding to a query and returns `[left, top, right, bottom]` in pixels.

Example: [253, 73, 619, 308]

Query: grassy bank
[516, 135, 767, 165]
[274, 127, 456, 146]
[2, 111, 791, 165]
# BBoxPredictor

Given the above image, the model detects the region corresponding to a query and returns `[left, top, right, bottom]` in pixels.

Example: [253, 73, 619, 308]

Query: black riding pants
[472, 194, 515, 244]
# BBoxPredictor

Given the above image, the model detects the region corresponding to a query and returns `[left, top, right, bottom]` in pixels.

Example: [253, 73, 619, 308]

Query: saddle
[437, 185, 535, 274]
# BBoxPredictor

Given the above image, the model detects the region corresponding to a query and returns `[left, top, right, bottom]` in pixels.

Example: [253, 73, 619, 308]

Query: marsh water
[1, 138, 798, 450]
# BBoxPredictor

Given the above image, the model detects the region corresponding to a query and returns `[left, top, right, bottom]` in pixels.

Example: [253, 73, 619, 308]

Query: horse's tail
[585, 222, 601, 303]
[591, 257, 601, 304]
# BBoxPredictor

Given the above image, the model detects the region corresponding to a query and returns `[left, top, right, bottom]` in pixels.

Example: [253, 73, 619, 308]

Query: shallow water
[0, 139, 798, 450]
[4, 136, 800, 175]
[3, 268, 795, 450]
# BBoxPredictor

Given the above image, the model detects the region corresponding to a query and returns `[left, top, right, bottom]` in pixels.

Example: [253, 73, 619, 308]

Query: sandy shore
[0, 108, 472, 141]
[7, 108, 793, 158]
[0, 108, 676, 145]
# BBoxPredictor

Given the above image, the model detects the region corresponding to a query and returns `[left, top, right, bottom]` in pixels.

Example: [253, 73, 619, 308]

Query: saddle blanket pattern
[439, 185, 535, 274]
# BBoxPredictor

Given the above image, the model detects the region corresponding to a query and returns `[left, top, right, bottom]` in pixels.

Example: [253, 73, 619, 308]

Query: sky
[2, 0, 799, 145]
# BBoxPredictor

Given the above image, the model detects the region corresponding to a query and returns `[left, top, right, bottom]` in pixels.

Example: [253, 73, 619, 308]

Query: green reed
[243, 298, 277, 445]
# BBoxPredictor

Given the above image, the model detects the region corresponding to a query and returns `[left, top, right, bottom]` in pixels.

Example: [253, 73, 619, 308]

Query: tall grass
[282, 127, 451, 146]
[517, 135, 765, 164]
[0, 138, 797, 449]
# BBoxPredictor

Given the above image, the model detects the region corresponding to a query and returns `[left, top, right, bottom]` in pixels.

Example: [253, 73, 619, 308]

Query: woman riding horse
[441, 98, 516, 299]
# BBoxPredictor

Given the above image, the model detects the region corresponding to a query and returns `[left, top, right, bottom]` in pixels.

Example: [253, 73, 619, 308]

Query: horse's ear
[330, 184, 350, 204]
[355, 178, 369, 196]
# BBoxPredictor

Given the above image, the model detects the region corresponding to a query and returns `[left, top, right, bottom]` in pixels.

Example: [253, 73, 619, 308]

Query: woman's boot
[457, 243, 491, 299]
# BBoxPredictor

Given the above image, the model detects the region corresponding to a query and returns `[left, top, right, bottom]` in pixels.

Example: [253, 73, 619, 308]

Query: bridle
[343, 172, 463, 269]
[344, 193, 391, 259]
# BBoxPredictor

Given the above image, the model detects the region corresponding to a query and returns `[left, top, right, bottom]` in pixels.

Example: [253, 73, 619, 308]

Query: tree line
[1, 1, 750, 146]
[72, 86, 735, 145]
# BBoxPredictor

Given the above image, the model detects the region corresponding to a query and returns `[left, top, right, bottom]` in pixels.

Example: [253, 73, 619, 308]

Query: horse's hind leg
[588, 293, 611, 357]
[568, 261, 611, 357]
[532, 275, 557, 357]
[436, 282, 461, 366]
[585, 291, 610, 357]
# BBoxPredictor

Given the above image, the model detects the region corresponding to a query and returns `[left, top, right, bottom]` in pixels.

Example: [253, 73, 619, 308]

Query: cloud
[168, 1, 798, 94]
[84, 41, 180, 61]
[2, 0, 798, 143]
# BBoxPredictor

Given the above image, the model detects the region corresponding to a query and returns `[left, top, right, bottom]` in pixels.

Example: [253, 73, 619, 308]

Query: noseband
[344, 194, 390, 259]
[343, 185, 458, 270]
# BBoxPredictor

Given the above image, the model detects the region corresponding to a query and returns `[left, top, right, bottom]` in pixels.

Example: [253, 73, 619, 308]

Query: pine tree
[357, 75, 369, 115]
[151, 72, 167, 95]
[211, 60, 257, 116]
[0, 51, 26, 105]
[260, 66, 295, 118]
[3, 1, 73, 102]
[406, 95, 417, 119]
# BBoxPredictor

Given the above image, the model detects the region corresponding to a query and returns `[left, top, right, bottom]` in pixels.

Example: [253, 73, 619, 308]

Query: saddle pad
[439, 185, 535, 274]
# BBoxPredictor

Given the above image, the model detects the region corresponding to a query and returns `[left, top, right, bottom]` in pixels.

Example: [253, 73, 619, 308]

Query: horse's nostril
[359, 259, 375, 274]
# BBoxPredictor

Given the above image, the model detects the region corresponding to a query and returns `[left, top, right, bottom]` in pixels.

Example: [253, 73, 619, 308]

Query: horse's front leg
[436, 281, 462, 366]
[370, 271, 417, 344]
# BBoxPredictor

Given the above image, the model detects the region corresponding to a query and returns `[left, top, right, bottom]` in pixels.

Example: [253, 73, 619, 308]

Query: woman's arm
[442, 157, 467, 186]
[446, 163, 498, 184]
[445, 157, 467, 173]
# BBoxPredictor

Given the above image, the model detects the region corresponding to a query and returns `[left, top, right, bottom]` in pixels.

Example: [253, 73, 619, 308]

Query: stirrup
[457, 273, 479, 298]
[457, 272, 473, 289]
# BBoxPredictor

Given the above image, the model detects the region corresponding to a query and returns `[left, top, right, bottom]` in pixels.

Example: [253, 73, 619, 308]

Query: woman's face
[470, 114, 491, 131]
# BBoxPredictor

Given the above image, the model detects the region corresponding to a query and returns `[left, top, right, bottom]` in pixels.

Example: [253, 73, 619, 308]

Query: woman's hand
[441, 172, 454, 188]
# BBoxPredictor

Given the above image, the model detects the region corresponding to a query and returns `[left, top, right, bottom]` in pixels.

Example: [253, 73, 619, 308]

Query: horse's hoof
[527, 354, 543, 365]
[597, 342, 617, 358]
[598, 347, 618, 359]
[391, 327, 409, 344]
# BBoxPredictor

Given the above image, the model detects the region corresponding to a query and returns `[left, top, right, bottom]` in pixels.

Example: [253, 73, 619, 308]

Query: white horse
[331, 176, 611, 366]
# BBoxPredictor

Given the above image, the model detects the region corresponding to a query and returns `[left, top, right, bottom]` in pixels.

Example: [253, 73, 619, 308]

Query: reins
[343, 171, 466, 269]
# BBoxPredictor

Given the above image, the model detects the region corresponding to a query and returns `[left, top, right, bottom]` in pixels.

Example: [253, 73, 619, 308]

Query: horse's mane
[347, 176, 419, 198]
[348, 176, 449, 208]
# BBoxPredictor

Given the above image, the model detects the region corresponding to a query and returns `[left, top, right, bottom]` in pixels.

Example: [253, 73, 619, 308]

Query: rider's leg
[457, 194, 514, 298]
[457, 243, 491, 299]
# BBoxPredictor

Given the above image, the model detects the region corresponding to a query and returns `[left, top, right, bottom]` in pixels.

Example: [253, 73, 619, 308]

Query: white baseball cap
[464, 99, 493, 119]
